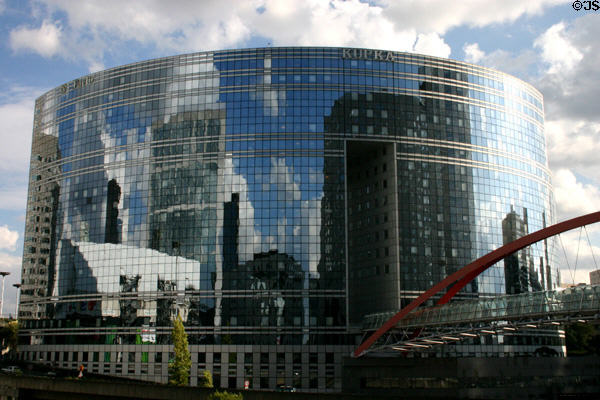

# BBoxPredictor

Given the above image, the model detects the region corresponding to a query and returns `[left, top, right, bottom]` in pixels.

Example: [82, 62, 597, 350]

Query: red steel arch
[353, 211, 600, 358]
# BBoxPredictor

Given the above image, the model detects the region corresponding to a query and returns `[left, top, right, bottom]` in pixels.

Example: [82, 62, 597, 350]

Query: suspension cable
[558, 233, 574, 284]
[573, 227, 583, 284]
[584, 225, 599, 270]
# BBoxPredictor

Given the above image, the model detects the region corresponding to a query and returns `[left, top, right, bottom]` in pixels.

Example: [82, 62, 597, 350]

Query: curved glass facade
[20, 47, 556, 390]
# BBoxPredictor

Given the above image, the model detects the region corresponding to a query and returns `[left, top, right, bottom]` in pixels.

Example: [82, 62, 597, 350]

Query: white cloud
[414, 32, 451, 58]
[88, 61, 105, 74]
[0, 87, 43, 212]
[535, 15, 600, 122]
[553, 169, 600, 218]
[0, 89, 36, 175]
[381, 0, 569, 33]
[534, 22, 583, 74]
[10, 20, 62, 58]
[35, 0, 257, 57]
[0, 252, 21, 276]
[0, 226, 19, 251]
[248, 0, 418, 52]
[546, 119, 600, 182]
[20, 0, 567, 70]
[460, 42, 538, 79]
[463, 43, 485, 64]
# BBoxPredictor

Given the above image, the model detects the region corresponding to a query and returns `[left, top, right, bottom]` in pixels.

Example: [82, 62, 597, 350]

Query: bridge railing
[362, 284, 600, 330]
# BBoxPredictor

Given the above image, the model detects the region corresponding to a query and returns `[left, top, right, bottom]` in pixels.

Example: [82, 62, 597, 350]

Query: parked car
[1, 365, 21, 373]
[277, 385, 296, 392]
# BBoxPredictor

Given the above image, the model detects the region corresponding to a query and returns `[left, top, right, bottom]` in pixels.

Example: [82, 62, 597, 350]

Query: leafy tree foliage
[207, 390, 243, 400]
[566, 322, 600, 356]
[198, 368, 214, 388]
[0, 321, 18, 352]
[168, 315, 191, 385]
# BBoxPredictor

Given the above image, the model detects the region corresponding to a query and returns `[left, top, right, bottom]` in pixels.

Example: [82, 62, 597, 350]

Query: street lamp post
[0, 272, 10, 318]
[13, 283, 21, 319]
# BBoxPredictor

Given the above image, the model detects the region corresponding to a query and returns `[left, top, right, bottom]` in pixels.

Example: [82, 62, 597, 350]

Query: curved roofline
[39, 46, 542, 101]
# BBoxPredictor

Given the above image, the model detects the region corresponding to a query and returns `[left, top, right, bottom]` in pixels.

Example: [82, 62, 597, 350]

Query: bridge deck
[360, 284, 600, 353]
[363, 284, 600, 331]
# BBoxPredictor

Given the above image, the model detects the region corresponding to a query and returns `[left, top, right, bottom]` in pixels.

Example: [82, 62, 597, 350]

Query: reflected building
[222, 250, 304, 344]
[20, 48, 559, 391]
[591, 269, 600, 285]
[502, 208, 545, 294]
[503, 208, 530, 294]
[105, 179, 122, 244]
[326, 91, 478, 323]
[20, 128, 61, 322]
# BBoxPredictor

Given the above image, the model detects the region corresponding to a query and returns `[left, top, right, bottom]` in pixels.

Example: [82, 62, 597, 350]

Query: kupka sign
[60, 75, 95, 94]
[342, 48, 404, 62]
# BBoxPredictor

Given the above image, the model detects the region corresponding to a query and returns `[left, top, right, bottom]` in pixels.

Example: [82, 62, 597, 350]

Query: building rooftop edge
[36, 46, 543, 102]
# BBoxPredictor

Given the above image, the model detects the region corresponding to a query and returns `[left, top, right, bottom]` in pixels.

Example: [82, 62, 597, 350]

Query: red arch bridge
[353, 211, 600, 357]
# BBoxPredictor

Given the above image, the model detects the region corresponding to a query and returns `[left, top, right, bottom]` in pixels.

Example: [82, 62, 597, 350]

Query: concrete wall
[343, 356, 600, 399]
[3, 356, 600, 399]
[0, 375, 390, 400]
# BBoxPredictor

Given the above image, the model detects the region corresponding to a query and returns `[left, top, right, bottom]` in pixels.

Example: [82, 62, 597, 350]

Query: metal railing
[363, 284, 600, 331]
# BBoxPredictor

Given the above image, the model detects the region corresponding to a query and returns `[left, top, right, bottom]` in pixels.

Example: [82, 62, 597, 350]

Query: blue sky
[1, 0, 599, 315]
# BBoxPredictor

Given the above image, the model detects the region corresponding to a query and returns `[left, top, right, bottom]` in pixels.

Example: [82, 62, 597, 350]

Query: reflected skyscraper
[502, 208, 544, 294]
[105, 179, 122, 244]
[20, 48, 558, 391]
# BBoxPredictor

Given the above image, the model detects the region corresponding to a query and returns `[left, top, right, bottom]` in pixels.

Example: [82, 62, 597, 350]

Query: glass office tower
[20, 47, 557, 391]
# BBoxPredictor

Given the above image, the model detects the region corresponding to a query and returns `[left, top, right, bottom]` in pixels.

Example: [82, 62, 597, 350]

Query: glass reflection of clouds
[225, 155, 323, 275]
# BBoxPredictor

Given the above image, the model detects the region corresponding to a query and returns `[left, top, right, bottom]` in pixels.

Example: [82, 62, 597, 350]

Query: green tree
[168, 315, 191, 385]
[566, 322, 600, 356]
[207, 390, 243, 400]
[198, 369, 213, 388]
[0, 321, 18, 352]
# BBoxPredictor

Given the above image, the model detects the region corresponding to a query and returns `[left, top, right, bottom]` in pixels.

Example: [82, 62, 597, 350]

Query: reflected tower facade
[20, 48, 557, 391]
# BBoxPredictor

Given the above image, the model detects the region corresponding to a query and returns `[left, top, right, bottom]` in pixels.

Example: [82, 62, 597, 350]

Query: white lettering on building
[342, 48, 398, 62]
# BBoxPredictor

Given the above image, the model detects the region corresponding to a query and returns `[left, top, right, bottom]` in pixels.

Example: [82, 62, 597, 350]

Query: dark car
[277, 385, 296, 392]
